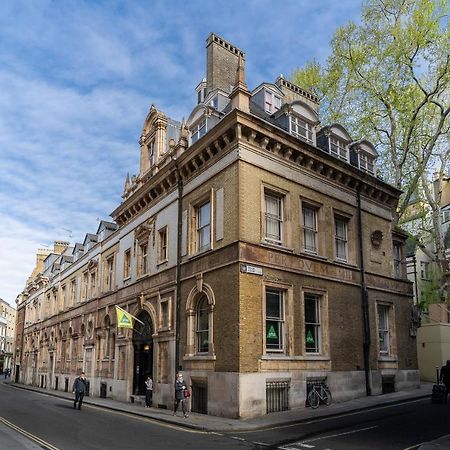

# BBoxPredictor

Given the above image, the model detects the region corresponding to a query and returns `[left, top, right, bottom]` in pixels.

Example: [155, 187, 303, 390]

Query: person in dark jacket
[144, 376, 153, 408]
[440, 360, 450, 403]
[173, 372, 188, 418]
[72, 372, 87, 410]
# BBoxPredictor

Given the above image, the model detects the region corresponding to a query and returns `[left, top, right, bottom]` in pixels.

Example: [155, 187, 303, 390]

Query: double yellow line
[0, 416, 60, 450]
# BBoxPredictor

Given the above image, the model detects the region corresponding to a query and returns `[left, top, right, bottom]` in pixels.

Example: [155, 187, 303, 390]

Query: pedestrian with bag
[144, 376, 153, 408]
[173, 372, 189, 418]
[440, 360, 450, 404]
[72, 372, 87, 410]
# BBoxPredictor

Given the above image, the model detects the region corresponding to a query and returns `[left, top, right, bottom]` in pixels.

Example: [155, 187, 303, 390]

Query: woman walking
[173, 372, 188, 418]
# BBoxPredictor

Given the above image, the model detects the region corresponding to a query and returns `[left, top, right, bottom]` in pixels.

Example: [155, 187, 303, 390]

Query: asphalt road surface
[1, 381, 449, 450]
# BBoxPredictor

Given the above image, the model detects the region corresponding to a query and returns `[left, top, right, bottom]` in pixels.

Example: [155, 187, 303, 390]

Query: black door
[132, 311, 154, 395]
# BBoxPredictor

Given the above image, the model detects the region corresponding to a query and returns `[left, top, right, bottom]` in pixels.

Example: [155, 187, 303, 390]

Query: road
[230, 398, 450, 449]
[0, 381, 449, 450]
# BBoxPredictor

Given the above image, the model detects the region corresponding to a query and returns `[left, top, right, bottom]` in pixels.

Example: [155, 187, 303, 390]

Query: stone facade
[14, 33, 418, 419]
[0, 298, 16, 373]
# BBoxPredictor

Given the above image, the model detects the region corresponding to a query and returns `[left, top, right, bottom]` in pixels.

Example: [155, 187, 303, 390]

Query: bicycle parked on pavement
[307, 383, 332, 409]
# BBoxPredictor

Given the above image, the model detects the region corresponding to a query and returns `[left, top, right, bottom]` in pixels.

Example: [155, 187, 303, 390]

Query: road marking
[303, 425, 378, 443]
[403, 443, 423, 450]
[0, 416, 60, 450]
[232, 398, 428, 434]
[279, 444, 315, 449]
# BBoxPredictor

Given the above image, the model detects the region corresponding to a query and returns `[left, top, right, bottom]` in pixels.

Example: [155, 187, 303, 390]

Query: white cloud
[0, 0, 364, 307]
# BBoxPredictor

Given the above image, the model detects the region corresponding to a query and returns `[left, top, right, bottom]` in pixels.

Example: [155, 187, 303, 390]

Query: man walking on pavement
[72, 371, 87, 410]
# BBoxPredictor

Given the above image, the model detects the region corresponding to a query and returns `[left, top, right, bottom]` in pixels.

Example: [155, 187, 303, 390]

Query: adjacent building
[1, 298, 16, 373]
[14, 33, 418, 418]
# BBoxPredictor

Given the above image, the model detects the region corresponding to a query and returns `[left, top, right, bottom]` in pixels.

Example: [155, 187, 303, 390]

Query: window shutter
[215, 188, 224, 241]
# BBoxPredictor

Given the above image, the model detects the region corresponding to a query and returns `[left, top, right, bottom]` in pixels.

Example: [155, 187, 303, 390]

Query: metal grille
[266, 380, 290, 413]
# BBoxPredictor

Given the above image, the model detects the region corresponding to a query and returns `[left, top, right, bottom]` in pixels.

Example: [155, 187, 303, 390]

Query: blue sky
[0, 0, 362, 306]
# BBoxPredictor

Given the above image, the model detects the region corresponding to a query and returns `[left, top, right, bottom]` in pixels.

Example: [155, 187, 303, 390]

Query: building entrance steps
[4, 380, 435, 433]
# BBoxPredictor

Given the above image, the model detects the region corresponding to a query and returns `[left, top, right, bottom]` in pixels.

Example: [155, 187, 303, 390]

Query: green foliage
[291, 0, 450, 222]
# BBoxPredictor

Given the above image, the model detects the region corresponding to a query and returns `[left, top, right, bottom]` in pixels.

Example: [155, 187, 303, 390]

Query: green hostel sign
[267, 325, 278, 340]
[306, 330, 315, 345]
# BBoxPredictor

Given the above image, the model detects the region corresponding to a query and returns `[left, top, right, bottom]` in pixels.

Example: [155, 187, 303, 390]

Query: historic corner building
[15, 33, 419, 419]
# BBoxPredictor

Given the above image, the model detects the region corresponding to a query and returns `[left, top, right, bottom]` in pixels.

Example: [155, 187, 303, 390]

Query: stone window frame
[189, 191, 214, 256]
[82, 271, 89, 301]
[104, 254, 115, 292]
[300, 288, 329, 358]
[158, 293, 172, 331]
[123, 248, 131, 280]
[300, 197, 324, 256]
[262, 281, 294, 357]
[185, 282, 215, 358]
[333, 214, 349, 263]
[135, 220, 154, 279]
[392, 240, 402, 279]
[261, 184, 291, 249]
[157, 226, 168, 265]
[376, 301, 397, 360]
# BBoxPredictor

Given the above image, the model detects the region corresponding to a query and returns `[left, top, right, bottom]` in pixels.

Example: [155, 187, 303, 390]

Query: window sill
[333, 260, 358, 269]
[188, 247, 212, 260]
[260, 241, 294, 253]
[183, 354, 216, 361]
[123, 276, 131, 282]
[136, 274, 149, 281]
[378, 356, 397, 362]
[299, 251, 328, 261]
[156, 259, 168, 268]
[261, 355, 330, 361]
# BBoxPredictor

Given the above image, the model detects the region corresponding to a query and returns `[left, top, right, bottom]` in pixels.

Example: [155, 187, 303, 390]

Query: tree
[292, 0, 450, 300]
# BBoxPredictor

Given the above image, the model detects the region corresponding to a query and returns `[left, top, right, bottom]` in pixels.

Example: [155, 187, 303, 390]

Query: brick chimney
[206, 33, 245, 96]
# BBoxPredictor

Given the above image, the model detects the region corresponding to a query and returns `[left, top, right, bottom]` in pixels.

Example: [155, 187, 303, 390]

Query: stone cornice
[112, 109, 401, 228]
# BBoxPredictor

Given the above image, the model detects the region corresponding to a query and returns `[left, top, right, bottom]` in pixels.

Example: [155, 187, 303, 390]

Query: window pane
[304, 296, 318, 323]
[266, 290, 281, 318]
[199, 202, 211, 227]
[265, 289, 284, 352]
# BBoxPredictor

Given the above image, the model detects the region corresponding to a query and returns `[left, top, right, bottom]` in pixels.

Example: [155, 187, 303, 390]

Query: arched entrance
[133, 311, 154, 395]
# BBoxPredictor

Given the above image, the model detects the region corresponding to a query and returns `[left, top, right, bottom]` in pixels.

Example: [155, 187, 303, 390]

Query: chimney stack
[206, 33, 245, 96]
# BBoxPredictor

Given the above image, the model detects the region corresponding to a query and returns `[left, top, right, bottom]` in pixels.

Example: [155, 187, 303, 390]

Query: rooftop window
[191, 119, 207, 144]
[264, 90, 281, 115]
[290, 115, 314, 144]
[329, 137, 348, 161]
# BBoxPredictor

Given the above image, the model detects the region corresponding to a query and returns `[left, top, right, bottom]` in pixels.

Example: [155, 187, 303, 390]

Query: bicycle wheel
[307, 389, 320, 409]
[322, 387, 332, 406]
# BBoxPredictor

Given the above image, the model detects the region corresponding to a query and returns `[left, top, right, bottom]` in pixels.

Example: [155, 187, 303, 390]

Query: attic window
[290, 115, 314, 144]
[329, 137, 348, 161]
[191, 119, 207, 144]
[359, 152, 374, 174]
[265, 91, 281, 114]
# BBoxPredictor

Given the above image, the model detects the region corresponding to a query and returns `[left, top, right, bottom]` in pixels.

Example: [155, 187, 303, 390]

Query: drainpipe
[174, 160, 183, 376]
[357, 187, 372, 396]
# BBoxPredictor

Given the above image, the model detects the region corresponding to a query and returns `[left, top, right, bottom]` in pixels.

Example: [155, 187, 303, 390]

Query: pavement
[4, 380, 450, 448]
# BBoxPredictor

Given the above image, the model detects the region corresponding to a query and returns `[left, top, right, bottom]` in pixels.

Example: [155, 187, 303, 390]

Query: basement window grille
[266, 380, 290, 413]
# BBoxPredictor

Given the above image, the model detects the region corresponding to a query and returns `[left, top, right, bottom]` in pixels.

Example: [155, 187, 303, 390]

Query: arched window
[195, 296, 209, 353]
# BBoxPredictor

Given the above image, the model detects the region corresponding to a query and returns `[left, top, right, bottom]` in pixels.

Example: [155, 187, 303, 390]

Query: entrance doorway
[132, 311, 154, 395]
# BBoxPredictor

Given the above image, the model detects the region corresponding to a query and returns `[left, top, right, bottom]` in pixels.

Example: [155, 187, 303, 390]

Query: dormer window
[265, 91, 281, 114]
[290, 115, 314, 144]
[330, 137, 348, 161]
[359, 152, 374, 174]
[191, 119, 207, 144]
